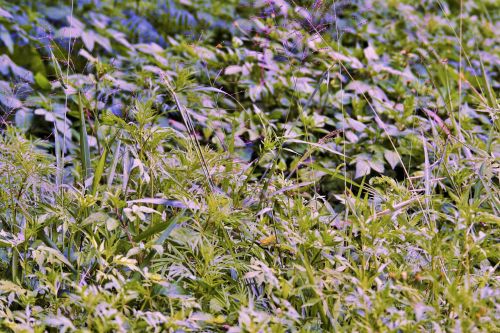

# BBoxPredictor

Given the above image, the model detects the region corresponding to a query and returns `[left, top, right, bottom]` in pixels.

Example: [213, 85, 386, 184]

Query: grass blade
[78, 92, 92, 184]
[91, 147, 107, 196]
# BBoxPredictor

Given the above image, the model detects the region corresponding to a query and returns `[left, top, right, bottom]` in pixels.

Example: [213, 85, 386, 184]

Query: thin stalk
[299, 246, 332, 328]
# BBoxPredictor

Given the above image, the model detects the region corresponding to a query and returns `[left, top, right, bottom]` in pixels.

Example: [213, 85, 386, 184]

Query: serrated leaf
[82, 212, 109, 226]
[56, 27, 82, 39]
[347, 118, 366, 132]
[37, 246, 74, 271]
[355, 159, 370, 178]
[225, 65, 242, 75]
[384, 150, 400, 169]
[364, 45, 379, 61]
[106, 218, 119, 231]
[0, 94, 21, 109]
[368, 159, 385, 173]
[94, 34, 111, 52]
[81, 31, 96, 51]
[0, 26, 13, 54]
[0, 55, 33, 82]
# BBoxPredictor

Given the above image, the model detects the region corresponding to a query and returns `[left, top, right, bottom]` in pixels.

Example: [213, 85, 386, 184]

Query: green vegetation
[0, 0, 498, 331]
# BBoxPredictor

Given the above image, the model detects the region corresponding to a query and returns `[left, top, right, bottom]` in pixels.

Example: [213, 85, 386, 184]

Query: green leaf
[37, 245, 75, 272]
[106, 218, 119, 231]
[134, 215, 183, 243]
[78, 92, 92, 183]
[34, 72, 51, 90]
[49, 49, 67, 89]
[91, 147, 107, 196]
[82, 212, 109, 226]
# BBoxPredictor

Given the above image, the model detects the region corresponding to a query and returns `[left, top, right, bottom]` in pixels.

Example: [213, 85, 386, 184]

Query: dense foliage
[0, 0, 498, 331]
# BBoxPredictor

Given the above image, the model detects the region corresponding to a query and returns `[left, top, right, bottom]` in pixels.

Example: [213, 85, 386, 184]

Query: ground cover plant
[0, 0, 498, 331]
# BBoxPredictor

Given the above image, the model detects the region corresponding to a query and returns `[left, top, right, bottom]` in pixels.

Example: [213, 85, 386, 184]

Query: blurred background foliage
[0, 0, 498, 331]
